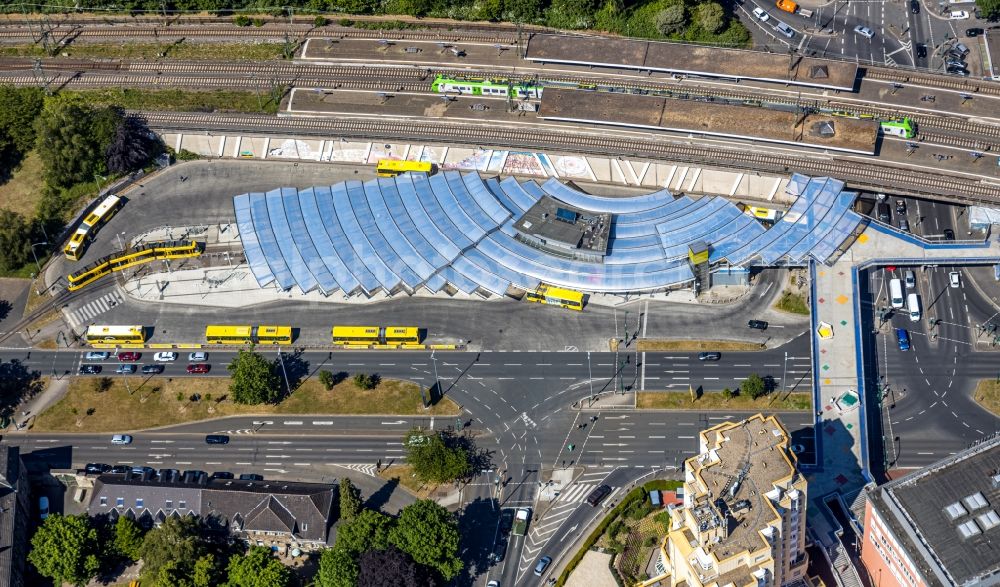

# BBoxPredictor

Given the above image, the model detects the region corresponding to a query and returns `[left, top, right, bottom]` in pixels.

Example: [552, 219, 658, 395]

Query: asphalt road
[864, 265, 1000, 470]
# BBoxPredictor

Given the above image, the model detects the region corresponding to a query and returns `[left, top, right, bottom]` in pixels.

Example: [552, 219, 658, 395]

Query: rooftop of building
[870, 436, 1000, 586]
[515, 195, 611, 255]
[687, 414, 798, 561]
[0, 446, 25, 587]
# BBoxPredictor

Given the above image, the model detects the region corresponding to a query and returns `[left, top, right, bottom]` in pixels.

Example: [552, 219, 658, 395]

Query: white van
[906, 293, 921, 322]
[889, 278, 904, 308]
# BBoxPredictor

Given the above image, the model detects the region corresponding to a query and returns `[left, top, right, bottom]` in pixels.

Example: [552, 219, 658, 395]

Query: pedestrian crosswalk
[66, 290, 125, 330]
[555, 482, 612, 504]
[335, 464, 379, 477]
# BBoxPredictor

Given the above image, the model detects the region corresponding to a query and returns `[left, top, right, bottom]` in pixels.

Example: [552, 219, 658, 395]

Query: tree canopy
[28, 514, 101, 587]
[390, 500, 463, 581]
[225, 547, 293, 587]
[113, 515, 146, 561]
[404, 429, 471, 484]
[339, 477, 363, 521]
[228, 347, 282, 404]
[316, 546, 360, 587]
[34, 97, 118, 188]
[0, 85, 43, 171]
[0, 210, 34, 273]
[357, 545, 431, 587]
[139, 516, 223, 585]
[742, 373, 766, 400]
[977, 0, 1000, 20]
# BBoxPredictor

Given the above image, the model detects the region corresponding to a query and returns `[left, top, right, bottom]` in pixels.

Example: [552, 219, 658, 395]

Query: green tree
[228, 347, 282, 404]
[357, 545, 429, 587]
[28, 514, 101, 587]
[721, 387, 735, 400]
[319, 369, 335, 390]
[193, 554, 217, 587]
[339, 477, 363, 521]
[0, 209, 33, 272]
[404, 430, 471, 484]
[742, 373, 766, 400]
[654, 0, 686, 35]
[226, 547, 293, 587]
[0, 85, 43, 167]
[977, 0, 1000, 19]
[337, 509, 396, 554]
[140, 516, 214, 581]
[390, 500, 462, 581]
[316, 547, 359, 587]
[694, 1, 724, 33]
[113, 515, 146, 561]
[547, 0, 599, 28]
[34, 97, 116, 188]
[353, 372, 377, 390]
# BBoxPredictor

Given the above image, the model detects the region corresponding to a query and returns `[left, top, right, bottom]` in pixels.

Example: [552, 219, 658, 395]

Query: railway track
[5, 58, 997, 150]
[137, 110, 1000, 204]
[864, 67, 1000, 99]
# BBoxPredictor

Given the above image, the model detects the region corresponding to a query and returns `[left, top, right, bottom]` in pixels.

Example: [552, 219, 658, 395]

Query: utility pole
[431, 350, 440, 398]
[277, 347, 290, 395]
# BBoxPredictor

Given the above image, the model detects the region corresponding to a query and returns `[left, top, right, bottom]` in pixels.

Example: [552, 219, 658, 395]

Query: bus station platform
[538, 88, 879, 155]
[525, 34, 859, 92]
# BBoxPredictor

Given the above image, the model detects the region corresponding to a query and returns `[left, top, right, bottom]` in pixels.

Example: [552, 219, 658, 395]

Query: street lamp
[30, 241, 48, 274]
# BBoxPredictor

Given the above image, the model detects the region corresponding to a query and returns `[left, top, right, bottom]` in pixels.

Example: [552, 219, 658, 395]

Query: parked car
[790, 444, 806, 454]
[698, 352, 722, 361]
[898, 219, 910, 233]
[39, 496, 49, 520]
[904, 270, 916, 289]
[853, 25, 875, 38]
[950, 10, 970, 19]
[534, 556, 552, 576]
[188, 352, 208, 362]
[910, 0, 920, 13]
[946, 65, 970, 76]
[950, 271, 961, 288]
[157, 468, 180, 482]
[953, 42, 970, 56]
[79, 364, 102, 375]
[131, 466, 155, 475]
[944, 228, 955, 240]
[84, 351, 109, 361]
[752, 6, 770, 21]
[116, 364, 137, 374]
[141, 364, 164, 375]
[187, 363, 210, 374]
[85, 463, 111, 474]
[487, 581, 500, 587]
[111, 465, 130, 474]
[205, 434, 229, 445]
[111, 434, 132, 445]
[946, 58, 967, 68]
[966, 27, 984, 36]
[748, 320, 769, 330]
[210, 471, 235, 480]
[239, 473, 264, 481]
[154, 352, 178, 362]
[915, 44, 927, 58]
[895, 199, 907, 214]
[117, 351, 141, 362]
[182, 470, 206, 483]
[774, 21, 795, 38]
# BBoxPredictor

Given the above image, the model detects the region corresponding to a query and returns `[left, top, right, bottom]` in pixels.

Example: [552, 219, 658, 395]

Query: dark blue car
[896, 328, 910, 351]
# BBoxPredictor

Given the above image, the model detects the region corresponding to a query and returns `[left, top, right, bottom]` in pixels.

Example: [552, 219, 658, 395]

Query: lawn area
[32, 375, 459, 432]
[775, 291, 810, 315]
[0, 151, 44, 218]
[636, 340, 764, 352]
[378, 464, 437, 499]
[0, 42, 288, 60]
[63, 88, 282, 115]
[974, 379, 1000, 417]
[637, 390, 812, 411]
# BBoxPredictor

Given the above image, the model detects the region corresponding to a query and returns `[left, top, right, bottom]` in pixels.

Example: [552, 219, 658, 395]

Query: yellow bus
[205, 325, 293, 345]
[332, 325, 421, 345]
[375, 159, 434, 178]
[64, 195, 124, 260]
[525, 284, 585, 311]
[86, 325, 145, 345]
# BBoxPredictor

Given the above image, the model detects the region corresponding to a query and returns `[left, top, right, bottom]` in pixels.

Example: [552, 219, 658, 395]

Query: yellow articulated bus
[332, 325, 421, 345]
[67, 240, 203, 292]
[86, 325, 145, 346]
[525, 284, 585, 311]
[64, 194, 125, 261]
[375, 159, 435, 178]
[205, 325, 293, 345]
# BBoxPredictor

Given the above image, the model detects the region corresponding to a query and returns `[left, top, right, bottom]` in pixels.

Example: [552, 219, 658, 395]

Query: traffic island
[31, 376, 459, 432]
[973, 380, 1000, 416]
[636, 390, 812, 411]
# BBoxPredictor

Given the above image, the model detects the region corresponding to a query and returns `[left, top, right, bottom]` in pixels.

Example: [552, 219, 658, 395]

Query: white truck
[512, 507, 531, 536]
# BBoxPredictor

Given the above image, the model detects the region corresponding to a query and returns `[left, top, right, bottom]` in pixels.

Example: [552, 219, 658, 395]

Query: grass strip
[636, 340, 764, 352]
[636, 390, 812, 411]
[775, 291, 810, 315]
[974, 379, 1000, 417]
[32, 376, 459, 432]
[62, 87, 281, 114]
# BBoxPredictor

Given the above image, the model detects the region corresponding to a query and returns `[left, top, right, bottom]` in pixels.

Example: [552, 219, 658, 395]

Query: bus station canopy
[234, 172, 864, 297]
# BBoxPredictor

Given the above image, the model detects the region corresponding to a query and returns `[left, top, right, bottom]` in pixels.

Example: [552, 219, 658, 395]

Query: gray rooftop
[0, 446, 26, 587]
[515, 195, 611, 256]
[869, 436, 1000, 586]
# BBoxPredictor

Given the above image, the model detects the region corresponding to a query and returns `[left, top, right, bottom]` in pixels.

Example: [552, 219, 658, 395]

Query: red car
[117, 352, 141, 362]
[186, 363, 210, 374]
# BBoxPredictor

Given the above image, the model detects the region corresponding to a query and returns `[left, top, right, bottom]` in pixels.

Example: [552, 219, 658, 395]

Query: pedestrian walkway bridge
[233, 172, 865, 297]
